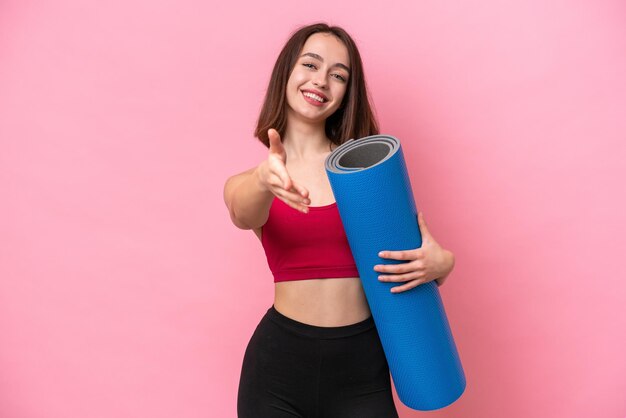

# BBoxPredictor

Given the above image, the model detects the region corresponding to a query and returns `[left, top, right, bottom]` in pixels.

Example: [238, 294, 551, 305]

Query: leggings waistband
[265, 305, 375, 339]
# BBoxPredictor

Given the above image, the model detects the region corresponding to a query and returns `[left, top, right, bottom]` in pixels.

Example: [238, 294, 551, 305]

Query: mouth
[301, 89, 329, 105]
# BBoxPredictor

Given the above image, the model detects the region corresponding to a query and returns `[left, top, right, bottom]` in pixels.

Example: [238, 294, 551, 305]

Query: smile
[301, 90, 328, 106]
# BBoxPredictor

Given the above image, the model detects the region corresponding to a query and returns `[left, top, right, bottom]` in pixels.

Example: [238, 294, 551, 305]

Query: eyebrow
[300, 52, 351, 73]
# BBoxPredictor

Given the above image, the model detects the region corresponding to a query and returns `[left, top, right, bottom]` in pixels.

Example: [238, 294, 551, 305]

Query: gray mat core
[338, 143, 391, 169]
[326, 135, 399, 173]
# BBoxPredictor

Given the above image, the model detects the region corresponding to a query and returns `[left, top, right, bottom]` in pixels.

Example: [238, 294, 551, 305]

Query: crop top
[261, 197, 360, 282]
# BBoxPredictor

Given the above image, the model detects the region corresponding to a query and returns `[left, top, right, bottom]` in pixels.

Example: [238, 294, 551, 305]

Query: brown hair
[254, 23, 379, 148]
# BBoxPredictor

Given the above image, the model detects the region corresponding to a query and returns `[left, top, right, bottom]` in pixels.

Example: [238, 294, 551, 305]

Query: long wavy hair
[254, 23, 379, 148]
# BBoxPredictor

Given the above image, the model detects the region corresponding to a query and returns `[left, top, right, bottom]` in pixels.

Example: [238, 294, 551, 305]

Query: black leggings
[237, 305, 399, 418]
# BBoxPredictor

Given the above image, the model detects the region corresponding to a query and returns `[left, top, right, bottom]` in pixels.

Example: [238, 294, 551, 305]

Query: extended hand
[257, 128, 310, 213]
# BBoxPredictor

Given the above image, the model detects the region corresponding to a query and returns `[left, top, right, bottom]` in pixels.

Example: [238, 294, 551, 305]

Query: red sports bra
[261, 197, 360, 282]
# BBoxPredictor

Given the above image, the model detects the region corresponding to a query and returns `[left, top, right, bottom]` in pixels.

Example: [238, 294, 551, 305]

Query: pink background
[1, 0, 625, 417]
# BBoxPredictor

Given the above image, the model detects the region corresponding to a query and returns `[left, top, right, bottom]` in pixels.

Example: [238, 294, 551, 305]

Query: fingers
[266, 131, 308, 196]
[265, 128, 311, 213]
[378, 249, 421, 261]
[267, 128, 289, 188]
[389, 278, 428, 293]
[268, 129, 284, 155]
[266, 174, 310, 213]
[378, 270, 425, 283]
[374, 261, 420, 275]
[273, 184, 310, 205]
[269, 157, 292, 189]
[289, 179, 309, 199]
[277, 184, 310, 212]
[278, 196, 310, 214]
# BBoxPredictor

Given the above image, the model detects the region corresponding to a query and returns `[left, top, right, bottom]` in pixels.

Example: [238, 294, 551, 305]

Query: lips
[301, 89, 328, 105]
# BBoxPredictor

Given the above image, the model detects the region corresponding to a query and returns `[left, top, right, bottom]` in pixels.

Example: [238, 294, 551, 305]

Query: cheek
[285, 75, 301, 105]
[331, 85, 348, 108]
[287, 70, 307, 91]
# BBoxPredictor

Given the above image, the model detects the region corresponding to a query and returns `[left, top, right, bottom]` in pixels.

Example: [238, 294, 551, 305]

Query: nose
[312, 72, 328, 89]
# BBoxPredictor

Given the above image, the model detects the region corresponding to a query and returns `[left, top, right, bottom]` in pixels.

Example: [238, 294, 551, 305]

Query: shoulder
[225, 166, 257, 184]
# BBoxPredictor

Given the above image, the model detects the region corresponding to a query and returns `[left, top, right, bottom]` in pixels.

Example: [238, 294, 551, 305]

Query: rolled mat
[325, 134, 466, 411]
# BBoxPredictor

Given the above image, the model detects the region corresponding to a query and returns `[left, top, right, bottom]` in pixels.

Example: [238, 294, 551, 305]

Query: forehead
[300, 33, 349, 65]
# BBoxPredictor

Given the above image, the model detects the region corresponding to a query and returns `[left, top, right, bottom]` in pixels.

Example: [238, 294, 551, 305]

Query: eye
[302, 63, 317, 69]
[332, 73, 347, 82]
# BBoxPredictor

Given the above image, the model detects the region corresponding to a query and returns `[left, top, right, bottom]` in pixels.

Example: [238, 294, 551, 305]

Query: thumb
[268, 129, 284, 155]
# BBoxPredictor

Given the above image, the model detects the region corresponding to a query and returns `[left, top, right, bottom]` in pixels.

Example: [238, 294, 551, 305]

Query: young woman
[224, 23, 455, 418]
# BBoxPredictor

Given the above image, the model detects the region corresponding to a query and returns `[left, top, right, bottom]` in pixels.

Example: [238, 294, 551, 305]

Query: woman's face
[285, 33, 351, 126]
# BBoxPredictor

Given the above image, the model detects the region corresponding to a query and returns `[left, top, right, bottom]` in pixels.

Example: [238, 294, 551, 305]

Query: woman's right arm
[223, 129, 310, 230]
[223, 165, 274, 230]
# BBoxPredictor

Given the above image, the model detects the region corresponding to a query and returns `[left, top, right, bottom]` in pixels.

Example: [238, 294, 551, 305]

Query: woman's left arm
[373, 212, 455, 293]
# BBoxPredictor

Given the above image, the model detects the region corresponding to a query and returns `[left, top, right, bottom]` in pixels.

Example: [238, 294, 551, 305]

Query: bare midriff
[274, 277, 371, 327]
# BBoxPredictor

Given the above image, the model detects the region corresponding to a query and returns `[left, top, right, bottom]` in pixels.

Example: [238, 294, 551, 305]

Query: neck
[283, 113, 332, 160]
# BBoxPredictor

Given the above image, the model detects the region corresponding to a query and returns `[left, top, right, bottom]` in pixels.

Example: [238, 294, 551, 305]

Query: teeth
[303, 92, 325, 103]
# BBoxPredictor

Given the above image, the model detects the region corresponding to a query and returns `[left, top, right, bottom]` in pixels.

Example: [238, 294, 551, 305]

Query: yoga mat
[325, 134, 466, 411]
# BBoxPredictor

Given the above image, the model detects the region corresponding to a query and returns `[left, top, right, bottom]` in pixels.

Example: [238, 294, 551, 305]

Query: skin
[225, 33, 455, 326]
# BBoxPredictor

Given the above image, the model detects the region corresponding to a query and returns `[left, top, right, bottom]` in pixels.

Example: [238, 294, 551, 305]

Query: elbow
[224, 179, 246, 229]
[226, 194, 252, 230]
[229, 206, 253, 230]
[447, 250, 455, 269]
[224, 184, 250, 230]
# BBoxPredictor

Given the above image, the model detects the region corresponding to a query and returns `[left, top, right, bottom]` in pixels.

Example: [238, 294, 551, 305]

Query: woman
[224, 23, 455, 418]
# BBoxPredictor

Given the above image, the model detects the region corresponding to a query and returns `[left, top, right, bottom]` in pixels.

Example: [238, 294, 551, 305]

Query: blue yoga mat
[325, 134, 466, 411]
